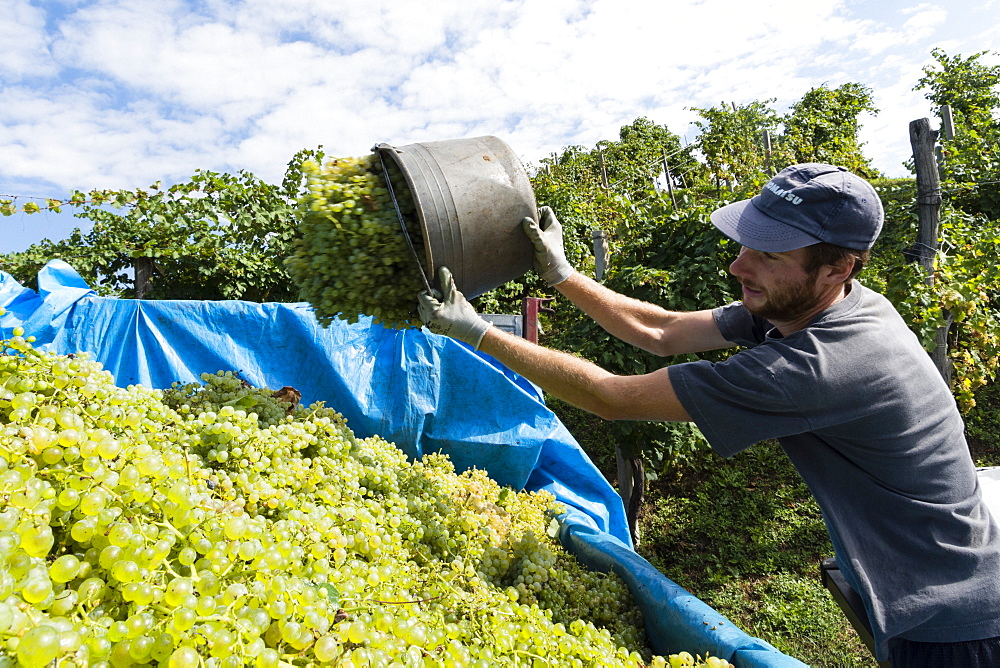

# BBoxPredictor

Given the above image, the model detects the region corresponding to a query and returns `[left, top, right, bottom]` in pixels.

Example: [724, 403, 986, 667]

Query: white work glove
[417, 266, 492, 349]
[522, 206, 574, 286]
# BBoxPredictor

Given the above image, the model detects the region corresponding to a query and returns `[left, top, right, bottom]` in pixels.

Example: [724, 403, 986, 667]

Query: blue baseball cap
[710, 163, 884, 252]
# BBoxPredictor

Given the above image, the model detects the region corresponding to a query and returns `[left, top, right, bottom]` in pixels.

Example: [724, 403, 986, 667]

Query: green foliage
[477, 117, 695, 316]
[915, 48, 1000, 219]
[1, 149, 323, 300]
[965, 379, 1000, 464]
[691, 100, 782, 190]
[538, 116, 693, 201]
[865, 179, 1000, 414]
[781, 83, 879, 177]
[640, 442, 829, 584]
[885, 49, 1000, 410]
[544, 397, 619, 479]
[917, 48, 1000, 122]
[933, 208, 1000, 406]
[492, 118, 740, 468]
[691, 84, 880, 192]
[601, 116, 693, 198]
[521, 84, 891, 468]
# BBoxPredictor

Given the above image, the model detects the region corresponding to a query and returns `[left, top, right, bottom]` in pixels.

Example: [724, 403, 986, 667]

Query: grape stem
[512, 649, 550, 662]
[362, 595, 443, 607]
[152, 520, 186, 541]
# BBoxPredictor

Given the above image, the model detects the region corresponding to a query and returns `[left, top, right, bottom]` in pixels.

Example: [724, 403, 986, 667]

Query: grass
[548, 380, 1000, 668]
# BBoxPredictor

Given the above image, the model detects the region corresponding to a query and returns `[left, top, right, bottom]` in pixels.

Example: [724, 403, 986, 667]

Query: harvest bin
[373, 135, 537, 300]
[0, 261, 806, 668]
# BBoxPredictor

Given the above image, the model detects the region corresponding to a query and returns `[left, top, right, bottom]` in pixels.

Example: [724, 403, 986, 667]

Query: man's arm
[417, 266, 693, 421]
[554, 271, 733, 357]
[477, 325, 692, 422]
[523, 207, 733, 357]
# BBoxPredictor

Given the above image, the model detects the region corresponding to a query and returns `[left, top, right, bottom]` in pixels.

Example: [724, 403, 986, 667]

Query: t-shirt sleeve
[669, 350, 813, 457]
[713, 302, 769, 347]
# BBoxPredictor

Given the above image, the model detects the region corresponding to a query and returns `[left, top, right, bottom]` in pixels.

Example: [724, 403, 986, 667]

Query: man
[417, 163, 1000, 667]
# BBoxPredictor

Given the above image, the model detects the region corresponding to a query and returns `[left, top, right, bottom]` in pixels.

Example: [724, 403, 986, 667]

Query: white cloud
[0, 86, 230, 189]
[901, 4, 948, 39]
[0, 0, 57, 79]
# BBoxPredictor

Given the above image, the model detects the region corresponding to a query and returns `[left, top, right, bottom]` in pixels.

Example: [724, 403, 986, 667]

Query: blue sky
[2, 0, 999, 254]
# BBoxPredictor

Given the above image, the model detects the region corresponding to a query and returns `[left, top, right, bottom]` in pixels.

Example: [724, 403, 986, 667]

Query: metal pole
[661, 148, 677, 207]
[599, 148, 609, 190]
[592, 229, 608, 281]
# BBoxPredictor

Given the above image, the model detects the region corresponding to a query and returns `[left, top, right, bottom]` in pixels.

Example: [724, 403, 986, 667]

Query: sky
[2, 0, 999, 253]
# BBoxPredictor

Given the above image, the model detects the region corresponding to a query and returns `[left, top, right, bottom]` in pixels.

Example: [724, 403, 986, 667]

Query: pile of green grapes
[286, 155, 428, 330]
[0, 323, 732, 667]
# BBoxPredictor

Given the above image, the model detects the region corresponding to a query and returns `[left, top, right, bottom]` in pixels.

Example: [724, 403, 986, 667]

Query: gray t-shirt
[669, 283, 1000, 659]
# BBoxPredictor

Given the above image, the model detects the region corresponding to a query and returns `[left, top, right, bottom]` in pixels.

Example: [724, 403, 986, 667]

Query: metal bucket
[374, 136, 537, 300]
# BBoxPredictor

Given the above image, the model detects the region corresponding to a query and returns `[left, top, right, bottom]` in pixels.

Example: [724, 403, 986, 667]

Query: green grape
[0, 603, 13, 634]
[19, 525, 54, 557]
[164, 578, 194, 607]
[106, 522, 133, 547]
[111, 559, 141, 584]
[56, 487, 80, 510]
[168, 646, 200, 668]
[0, 337, 734, 668]
[171, 607, 197, 632]
[256, 648, 280, 668]
[49, 554, 81, 583]
[286, 155, 427, 330]
[127, 635, 154, 662]
[19, 573, 53, 605]
[78, 488, 108, 515]
[16, 625, 61, 668]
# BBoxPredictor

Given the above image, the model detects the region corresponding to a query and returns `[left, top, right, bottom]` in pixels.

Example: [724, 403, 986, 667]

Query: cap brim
[710, 199, 823, 252]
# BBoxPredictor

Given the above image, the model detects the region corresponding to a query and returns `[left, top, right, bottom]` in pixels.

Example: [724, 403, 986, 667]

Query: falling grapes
[285, 155, 428, 330]
[0, 320, 732, 668]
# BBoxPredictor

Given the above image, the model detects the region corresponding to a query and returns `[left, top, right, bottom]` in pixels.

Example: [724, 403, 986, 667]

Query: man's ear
[821, 256, 855, 285]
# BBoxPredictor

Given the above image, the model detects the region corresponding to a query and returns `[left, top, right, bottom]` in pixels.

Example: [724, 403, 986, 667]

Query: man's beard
[741, 274, 825, 323]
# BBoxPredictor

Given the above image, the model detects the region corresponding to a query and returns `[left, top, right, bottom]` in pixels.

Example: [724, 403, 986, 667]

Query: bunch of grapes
[162, 372, 303, 430]
[286, 155, 428, 330]
[0, 320, 732, 668]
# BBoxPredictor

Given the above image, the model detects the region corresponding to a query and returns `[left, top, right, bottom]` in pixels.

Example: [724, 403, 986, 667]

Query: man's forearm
[476, 326, 691, 422]
[553, 272, 730, 357]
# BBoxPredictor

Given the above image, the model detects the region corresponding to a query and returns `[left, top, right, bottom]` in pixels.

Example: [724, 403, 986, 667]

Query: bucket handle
[372, 143, 434, 296]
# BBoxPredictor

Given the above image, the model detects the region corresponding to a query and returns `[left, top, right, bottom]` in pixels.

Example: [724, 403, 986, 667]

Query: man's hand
[417, 267, 492, 349]
[522, 206, 574, 286]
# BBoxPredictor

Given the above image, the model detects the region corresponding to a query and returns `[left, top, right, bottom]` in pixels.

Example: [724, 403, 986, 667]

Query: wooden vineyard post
[909, 117, 952, 384]
[762, 129, 774, 176]
[134, 257, 154, 299]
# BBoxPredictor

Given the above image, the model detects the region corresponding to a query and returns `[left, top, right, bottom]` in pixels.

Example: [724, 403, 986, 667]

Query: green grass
[967, 380, 1000, 465]
[550, 382, 1000, 667]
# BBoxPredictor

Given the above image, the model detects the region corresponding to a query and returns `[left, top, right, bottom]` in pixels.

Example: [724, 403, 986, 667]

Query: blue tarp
[0, 260, 806, 668]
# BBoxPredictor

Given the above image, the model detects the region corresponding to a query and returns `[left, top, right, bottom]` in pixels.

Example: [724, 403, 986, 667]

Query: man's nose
[729, 247, 750, 277]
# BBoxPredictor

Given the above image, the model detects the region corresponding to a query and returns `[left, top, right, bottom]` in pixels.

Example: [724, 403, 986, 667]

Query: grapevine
[0, 320, 730, 667]
[286, 155, 428, 330]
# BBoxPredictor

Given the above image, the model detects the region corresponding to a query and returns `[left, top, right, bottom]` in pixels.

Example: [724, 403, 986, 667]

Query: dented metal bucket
[374, 135, 537, 300]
